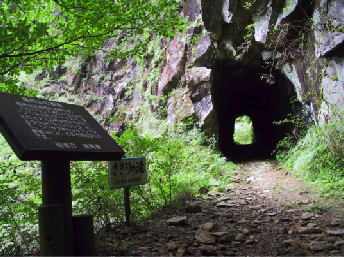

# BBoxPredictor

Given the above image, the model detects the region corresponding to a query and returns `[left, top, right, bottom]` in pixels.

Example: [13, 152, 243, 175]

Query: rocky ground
[97, 161, 344, 256]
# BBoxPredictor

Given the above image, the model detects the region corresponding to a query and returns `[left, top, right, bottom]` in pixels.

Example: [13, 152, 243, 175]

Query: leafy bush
[276, 111, 344, 197]
[0, 124, 236, 255]
[0, 78, 38, 97]
[0, 137, 41, 255]
[115, 125, 236, 205]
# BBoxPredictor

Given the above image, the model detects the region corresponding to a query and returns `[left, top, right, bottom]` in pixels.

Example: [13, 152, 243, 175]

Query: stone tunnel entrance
[213, 63, 296, 161]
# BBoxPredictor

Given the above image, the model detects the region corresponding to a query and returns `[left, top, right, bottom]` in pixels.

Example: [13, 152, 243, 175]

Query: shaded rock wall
[40, 0, 218, 134]
[40, 0, 343, 159]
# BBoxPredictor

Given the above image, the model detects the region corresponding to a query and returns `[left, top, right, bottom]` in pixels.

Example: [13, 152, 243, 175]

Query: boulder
[325, 229, 344, 236]
[183, 0, 201, 22]
[167, 216, 188, 226]
[195, 229, 216, 244]
[167, 88, 194, 124]
[185, 67, 212, 90]
[309, 241, 328, 251]
[185, 201, 202, 213]
[253, 0, 273, 43]
[188, 34, 215, 67]
[321, 58, 344, 107]
[157, 36, 186, 95]
[313, 0, 344, 57]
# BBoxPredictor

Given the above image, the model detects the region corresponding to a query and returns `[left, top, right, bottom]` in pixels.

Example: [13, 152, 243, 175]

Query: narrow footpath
[97, 161, 344, 256]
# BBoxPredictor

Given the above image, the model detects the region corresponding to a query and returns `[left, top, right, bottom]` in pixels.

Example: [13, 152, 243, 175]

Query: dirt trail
[97, 161, 344, 256]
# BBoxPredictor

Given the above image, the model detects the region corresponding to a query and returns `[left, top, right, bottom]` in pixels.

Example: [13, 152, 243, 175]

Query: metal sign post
[0, 92, 125, 256]
[124, 187, 131, 225]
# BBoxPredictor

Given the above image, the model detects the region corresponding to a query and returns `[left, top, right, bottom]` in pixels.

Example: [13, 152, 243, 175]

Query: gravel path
[97, 161, 344, 256]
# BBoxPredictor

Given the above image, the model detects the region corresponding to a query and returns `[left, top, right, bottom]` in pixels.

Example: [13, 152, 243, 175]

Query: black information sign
[0, 92, 125, 160]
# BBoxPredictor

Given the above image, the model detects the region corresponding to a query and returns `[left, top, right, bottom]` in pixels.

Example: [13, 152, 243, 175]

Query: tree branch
[0, 31, 114, 59]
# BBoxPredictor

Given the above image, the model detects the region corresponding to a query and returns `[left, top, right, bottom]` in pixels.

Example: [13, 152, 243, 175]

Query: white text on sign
[108, 157, 147, 189]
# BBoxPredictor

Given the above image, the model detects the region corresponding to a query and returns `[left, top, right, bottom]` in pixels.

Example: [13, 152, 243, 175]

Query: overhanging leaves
[0, 0, 186, 76]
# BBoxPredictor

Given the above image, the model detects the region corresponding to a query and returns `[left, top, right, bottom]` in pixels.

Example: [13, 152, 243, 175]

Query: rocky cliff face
[39, 0, 344, 159]
[201, 0, 344, 122]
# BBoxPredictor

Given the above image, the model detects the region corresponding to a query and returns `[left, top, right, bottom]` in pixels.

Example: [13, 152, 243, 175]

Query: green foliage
[241, 0, 256, 10]
[0, 0, 186, 92]
[244, 24, 255, 41]
[273, 110, 309, 146]
[282, 5, 294, 12]
[189, 33, 202, 46]
[113, 125, 237, 206]
[71, 161, 127, 228]
[276, 111, 344, 197]
[0, 136, 40, 255]
[0, 77, 38, 97]
[236, 23, 255, 59]
[323, 109, 344, 158]
[233, 115, 254, 145]
[0, 124, 236, 255]
[282, 0, 296, 12]
[324, 19, 344, 33]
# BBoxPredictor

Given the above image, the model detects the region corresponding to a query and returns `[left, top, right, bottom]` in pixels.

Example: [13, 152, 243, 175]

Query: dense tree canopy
[0, 0, 185, 92]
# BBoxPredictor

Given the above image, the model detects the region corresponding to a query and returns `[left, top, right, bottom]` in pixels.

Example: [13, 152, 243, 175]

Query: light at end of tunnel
[233, 115, 254, 145]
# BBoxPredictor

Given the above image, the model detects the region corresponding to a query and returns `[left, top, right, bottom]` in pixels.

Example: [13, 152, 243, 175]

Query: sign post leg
[38, 205, 65, 255]
[73, 215, 95, 255]
[124, 187, 131, 225]
[40, 160, 74, 255]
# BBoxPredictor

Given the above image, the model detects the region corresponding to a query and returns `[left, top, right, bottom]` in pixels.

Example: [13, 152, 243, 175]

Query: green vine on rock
[241, 0, 256, 10]
[235, 23, 255, 60]
[324, 18, 344, 33]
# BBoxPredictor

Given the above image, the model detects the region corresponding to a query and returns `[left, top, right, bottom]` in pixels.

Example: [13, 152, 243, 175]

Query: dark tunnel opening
[213, 63, 296, 161]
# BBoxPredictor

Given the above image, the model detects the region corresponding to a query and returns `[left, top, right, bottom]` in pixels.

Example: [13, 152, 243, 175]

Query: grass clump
[276, 110, 344, 197]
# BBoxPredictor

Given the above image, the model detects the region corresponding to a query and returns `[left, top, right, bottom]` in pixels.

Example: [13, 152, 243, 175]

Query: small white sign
[108, 157, 147, 189]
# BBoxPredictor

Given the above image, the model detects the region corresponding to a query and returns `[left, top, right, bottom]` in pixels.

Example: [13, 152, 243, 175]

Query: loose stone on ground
[96, 161, 344, 256]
